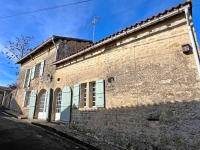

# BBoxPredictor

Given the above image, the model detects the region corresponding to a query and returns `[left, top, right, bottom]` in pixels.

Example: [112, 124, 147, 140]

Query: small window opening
[167, 23, 171, 27]
[107, 43, 117, 49]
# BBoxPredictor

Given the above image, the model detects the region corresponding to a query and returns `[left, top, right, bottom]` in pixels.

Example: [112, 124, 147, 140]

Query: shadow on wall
[69, 100, 200, 150]
[9, 97, 23, 114]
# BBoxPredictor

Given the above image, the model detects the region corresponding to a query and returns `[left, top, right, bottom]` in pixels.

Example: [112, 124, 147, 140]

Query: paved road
[0, 107, 91, 150]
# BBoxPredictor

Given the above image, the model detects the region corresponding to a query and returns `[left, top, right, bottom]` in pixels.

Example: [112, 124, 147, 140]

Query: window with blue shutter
[73, 84, 80, 108]
[39, 60, 45, 77]
[45, 88, 52, 122]
[22, 91, 26, 107]
[95, 79, 105, 108]
[23, 70, 27, 88]
[60, 86, 72, 123]
[28, 90, 37, 119]
[23, 91, 31, 107]
[27, 69, 31, 87]
[31, 65, 36, 80]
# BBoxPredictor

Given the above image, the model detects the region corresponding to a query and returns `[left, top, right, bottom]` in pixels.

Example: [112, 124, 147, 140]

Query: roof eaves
[16, 36, 53, 64]
[16, 35, 93, 64]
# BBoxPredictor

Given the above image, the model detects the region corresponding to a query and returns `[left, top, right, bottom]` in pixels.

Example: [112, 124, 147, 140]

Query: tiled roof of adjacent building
[16, 35, 92, 64]
[52, 1, 192, 65]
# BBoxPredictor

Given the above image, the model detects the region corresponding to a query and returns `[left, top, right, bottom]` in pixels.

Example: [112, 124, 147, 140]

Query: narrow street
[0, 107, 91, 150]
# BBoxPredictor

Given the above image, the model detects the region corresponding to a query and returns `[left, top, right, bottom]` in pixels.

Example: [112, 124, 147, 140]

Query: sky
[0, 0, 199, 86]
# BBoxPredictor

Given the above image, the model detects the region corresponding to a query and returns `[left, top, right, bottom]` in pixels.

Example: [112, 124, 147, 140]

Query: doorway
[55, 89, 62, 121]
[38, 91, 47, 119]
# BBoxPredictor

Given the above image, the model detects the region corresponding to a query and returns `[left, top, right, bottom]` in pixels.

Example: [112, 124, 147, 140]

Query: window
[31, 60, 45, 79]
[34, 63, 41, 78]
[92, 83, 96, 107]
[83, 84, 87, 107]
[106, 43, 117, 49]
[24, 91, 31, 107]
[55, 89, 62, 113]
[73, 80, 105, 109]
[39, 91, 46, 113]
[24, 69, 31, 88]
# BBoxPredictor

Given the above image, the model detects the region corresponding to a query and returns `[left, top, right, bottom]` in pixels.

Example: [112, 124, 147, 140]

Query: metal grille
[92, 83, 96, 106]
[55, 90, 62, 113]
[39, 91, 46, 112]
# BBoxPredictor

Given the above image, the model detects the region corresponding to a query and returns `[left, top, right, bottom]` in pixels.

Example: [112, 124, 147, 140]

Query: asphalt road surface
[0, 107, 92, 150]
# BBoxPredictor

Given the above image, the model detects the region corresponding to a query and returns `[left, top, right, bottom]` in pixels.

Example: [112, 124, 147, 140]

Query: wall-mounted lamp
[181, 44, 192, 54]
[108, 77, 115, 83]
[47, 74, 53, 82]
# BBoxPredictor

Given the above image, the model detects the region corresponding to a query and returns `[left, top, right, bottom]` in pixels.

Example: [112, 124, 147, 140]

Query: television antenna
[88, 16, 99, 42]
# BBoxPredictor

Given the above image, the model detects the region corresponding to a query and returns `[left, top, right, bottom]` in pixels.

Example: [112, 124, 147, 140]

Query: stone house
[13, 1, 200, 149]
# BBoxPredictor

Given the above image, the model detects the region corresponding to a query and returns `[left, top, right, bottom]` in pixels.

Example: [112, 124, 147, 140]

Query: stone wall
[13, 11, 200, 149]
[55, 13, 200, 149]
[2, 91, 12, 109]
[14, 39, 92, 115]
[15, 43, 56, 115]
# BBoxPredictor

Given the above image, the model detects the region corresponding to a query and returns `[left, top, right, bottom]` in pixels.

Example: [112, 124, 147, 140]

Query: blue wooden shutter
[96, 79, 105, 107]
[60, 86, 72, 123]
[27, 69, 31, 87]
[31, 65, 36, 80]
[39, 60, 45, 77]
[45, 89, 52, 122]
[73, 84, 80, 108]
[28, 90, 37, 119]
[22, 91, 26, 107]
[23, 70, 27, 88]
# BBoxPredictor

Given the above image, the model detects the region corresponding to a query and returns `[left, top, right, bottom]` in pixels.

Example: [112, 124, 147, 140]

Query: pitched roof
[52, 1, 192, 65]
[16, 35, 92, 64]
[0, 86, 13, 91]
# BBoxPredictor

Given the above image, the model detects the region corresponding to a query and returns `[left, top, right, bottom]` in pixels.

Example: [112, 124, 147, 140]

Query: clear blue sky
[0, 0, 199, 86]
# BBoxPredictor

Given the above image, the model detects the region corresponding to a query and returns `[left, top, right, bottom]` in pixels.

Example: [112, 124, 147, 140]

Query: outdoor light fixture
[108, 77, 114, 83]
[47, 74, 53, 82]
[181, 44, 192, 54]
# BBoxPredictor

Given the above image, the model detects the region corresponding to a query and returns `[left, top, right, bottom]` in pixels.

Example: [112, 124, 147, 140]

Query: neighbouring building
[0, 86, 13, 108]
[11, 1, 200, 149]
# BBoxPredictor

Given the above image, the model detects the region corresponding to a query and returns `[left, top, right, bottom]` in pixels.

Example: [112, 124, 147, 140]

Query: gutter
[184, 7, 200, 76]
[51, 35, 58, 60]
[52, 4, 190, 65]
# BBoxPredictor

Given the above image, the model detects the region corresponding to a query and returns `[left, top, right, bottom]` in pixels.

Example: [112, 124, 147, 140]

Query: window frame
[80, 82, 96, 108]
[55, 89, 62, 113]
[34, 62, 41, 79]
[92, 82, 96, 107]
[24, 68, 31, 88]
[24, 91, 31, 107]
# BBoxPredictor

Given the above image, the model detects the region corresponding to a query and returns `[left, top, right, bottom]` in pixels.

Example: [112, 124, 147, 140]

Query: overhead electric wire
[0, 0, 92, 19]
[59, 0, 156, 36]
[26, 0, 156, 53]
[4, 0, 157, 68]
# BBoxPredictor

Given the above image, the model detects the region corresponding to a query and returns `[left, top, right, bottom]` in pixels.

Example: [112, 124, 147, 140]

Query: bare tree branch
[1, 35, 34, 75]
